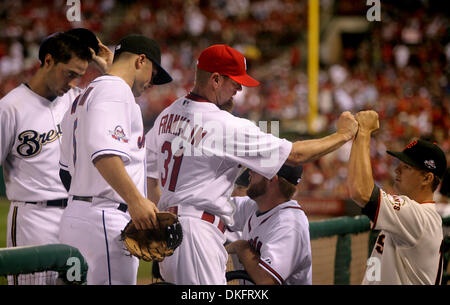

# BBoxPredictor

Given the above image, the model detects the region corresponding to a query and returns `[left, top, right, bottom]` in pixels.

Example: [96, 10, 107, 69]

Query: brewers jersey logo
[16, 125, 63, 158]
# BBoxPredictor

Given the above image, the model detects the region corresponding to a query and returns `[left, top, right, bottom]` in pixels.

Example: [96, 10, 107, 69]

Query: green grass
[0, 197, 152, 283]
[0, 197, 9, 248]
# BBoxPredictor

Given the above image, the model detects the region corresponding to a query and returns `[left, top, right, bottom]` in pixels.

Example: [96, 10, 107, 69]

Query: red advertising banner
[296, 196, 346, 216]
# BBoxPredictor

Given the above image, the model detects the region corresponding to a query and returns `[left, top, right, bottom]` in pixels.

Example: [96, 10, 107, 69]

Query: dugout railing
[0, 244, 88, 284]
[0, 216, 449, 285]
[309, 215, 450, 285]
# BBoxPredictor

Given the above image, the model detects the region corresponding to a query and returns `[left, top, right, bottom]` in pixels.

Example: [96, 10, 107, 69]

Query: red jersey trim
[185, 92, 211, 103]
[258, 258, 284, 284]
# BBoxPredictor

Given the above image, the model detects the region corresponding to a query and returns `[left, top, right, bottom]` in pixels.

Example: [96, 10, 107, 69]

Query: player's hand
[127, 197, 160, 230]
[90, 38, 113, 73]
[355, 110, 379, 134]
[225, 241, 237, 254]
[336, 111, 359, 141]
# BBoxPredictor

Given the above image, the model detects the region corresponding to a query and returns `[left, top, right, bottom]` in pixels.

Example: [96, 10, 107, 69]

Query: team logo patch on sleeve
[109, 126, 129, 143]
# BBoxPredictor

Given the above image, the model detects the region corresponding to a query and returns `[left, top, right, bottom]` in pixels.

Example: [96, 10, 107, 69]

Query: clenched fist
[355, 110, 379, 134]
[336, 111, 359, 141]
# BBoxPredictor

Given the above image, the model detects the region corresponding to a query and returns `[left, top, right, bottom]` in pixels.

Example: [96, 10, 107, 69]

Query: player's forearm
[348, 131, 374, 207]
[147, 177, 161, 204]
[230, 240, 279, 285]
[286, 132, 350, 166]
[93, 154, 144, 204]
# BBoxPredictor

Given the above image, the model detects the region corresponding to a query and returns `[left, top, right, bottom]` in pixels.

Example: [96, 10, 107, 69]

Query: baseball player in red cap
[146, 44, 358, 284]
[348, 110, 447, 284]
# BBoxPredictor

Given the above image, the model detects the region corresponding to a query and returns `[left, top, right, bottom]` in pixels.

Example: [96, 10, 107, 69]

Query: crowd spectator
[0, 0, 448, 201]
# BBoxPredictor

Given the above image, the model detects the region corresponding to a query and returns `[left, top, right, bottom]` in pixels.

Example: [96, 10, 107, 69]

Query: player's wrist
[336, 131, 353, 142]
[356, 129, 373, 137]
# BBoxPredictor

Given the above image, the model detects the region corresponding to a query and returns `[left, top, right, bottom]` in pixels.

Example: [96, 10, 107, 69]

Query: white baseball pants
[59, 199, 138, 285]
[159, 216, 228, 285]
[6, 201, 64, 285]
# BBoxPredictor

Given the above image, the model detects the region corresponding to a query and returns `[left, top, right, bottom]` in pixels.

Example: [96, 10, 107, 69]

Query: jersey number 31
[161, 141, 184, 192]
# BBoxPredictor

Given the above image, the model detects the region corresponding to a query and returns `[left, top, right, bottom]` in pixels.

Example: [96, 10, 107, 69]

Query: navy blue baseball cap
[277, 164, 303, 185]
[387, 139, 447, 178]
[114, 34, 172, 85]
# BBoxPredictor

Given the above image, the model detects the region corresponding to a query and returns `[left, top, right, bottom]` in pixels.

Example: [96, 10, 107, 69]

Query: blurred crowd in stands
[0, 0, 448, 200]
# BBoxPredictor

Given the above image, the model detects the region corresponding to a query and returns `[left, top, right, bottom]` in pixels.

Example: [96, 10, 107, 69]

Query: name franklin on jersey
[158, 112, 208, 148]
[16, 124, 63, 157]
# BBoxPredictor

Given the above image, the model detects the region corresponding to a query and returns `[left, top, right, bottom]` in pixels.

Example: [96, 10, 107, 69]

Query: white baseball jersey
[0, 84, 81, 201]
[146, 93, 292, 225]
[59, 75, 146, 201]
[1, 84, 81, 285]
[362, 186, 444, 284]
[229, 196, 312, 285]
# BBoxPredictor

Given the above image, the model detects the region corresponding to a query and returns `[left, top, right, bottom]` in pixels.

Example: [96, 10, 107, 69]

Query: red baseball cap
[197, 45, 260, 87]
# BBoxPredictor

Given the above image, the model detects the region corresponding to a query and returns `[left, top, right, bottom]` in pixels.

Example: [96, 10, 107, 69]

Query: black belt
[72, 196, 128, 213]
[25, 198, 68, 208]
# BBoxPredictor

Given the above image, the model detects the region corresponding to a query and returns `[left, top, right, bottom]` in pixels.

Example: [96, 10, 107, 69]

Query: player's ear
[211, 72, 221, 88]
[43, 53, 55, 69]
[135, 54, 146, 69]
[422, 171, 434, 186]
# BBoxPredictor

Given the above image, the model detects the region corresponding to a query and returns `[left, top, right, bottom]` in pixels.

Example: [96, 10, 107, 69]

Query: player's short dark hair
[112, 50, 135, 63]
[38, 32, 92, 67]
[65, 28, 99, 54]
[278, 176, 297, 200]
[430, 175, 441, 192]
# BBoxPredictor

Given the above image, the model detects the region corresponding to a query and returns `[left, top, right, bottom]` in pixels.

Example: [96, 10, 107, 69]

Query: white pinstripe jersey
[60, 75, 146, 202]
[229, 196, 312, 285]
[0, 84, 81, 201]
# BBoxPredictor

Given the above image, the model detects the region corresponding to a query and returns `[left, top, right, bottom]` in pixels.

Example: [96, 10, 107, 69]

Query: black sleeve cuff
[59, 169, 72, 192]
[361, 185, 380, 222]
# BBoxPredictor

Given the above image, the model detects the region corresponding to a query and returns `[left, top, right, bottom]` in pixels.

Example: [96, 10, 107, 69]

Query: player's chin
[393, 181, 401, 193]
[219, 99, 234, 112]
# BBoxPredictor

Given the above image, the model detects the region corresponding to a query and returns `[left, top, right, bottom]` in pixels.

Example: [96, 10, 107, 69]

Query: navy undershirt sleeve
[361, 185, 380, 221]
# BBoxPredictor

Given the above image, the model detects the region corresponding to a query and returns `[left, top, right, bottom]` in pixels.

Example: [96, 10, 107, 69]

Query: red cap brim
[229, 74, 260, 87]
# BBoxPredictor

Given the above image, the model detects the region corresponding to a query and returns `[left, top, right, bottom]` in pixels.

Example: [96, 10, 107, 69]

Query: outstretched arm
[286, 111, 358, 165]
[348, 110, 379, 207]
